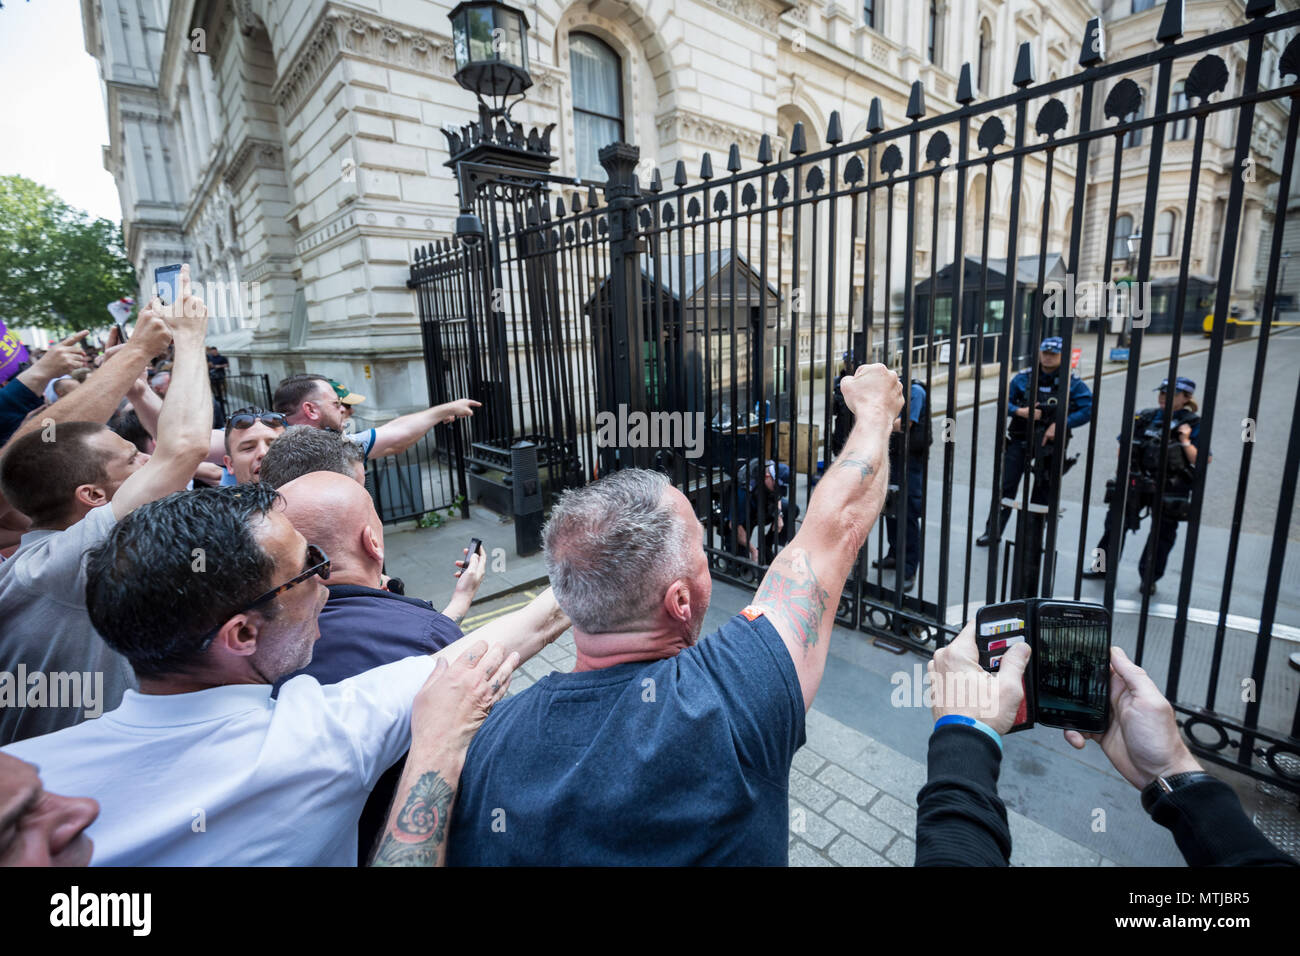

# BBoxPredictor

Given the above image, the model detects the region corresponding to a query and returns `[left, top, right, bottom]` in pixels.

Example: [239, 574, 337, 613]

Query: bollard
[511, 440, 543, 556]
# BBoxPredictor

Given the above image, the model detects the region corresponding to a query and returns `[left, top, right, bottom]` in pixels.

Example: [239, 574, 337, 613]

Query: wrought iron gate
[412, 3, 1300, 794]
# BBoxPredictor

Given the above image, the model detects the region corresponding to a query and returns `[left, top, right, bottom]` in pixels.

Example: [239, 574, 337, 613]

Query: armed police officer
[1082, 376, 1208, 597]
[873, 375, 930, 591]
[977, 337, 1093, 546]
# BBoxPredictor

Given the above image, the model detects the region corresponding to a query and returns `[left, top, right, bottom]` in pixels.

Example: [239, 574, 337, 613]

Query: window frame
[568, 31, 625, 183]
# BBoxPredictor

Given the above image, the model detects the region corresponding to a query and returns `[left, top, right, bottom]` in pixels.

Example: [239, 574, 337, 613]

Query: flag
[0, 320, 31, 384]
[107, 297, 135, 325]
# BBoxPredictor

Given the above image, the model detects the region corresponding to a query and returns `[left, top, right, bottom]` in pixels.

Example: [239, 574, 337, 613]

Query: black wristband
[1140, 771, 1214, 814]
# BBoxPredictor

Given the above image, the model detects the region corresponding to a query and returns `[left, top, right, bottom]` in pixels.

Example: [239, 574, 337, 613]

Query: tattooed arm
[370, 641, 517, 866]
[752, 365, 902, 710]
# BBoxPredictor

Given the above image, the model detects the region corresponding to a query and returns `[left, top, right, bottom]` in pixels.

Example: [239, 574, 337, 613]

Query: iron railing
[414, 3, 1300, 792]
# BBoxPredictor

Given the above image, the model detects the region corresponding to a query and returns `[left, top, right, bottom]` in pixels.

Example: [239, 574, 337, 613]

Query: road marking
[462, 598, 532, 629]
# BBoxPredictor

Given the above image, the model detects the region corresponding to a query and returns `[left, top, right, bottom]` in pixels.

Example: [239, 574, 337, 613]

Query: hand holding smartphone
[456, 538, 483, 578]
[154, 264, 183, 315]
[974, 599, 1111, 733]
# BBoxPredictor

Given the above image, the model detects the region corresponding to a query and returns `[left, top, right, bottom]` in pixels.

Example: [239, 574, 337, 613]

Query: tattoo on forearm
[755, 549, 830, 653]
[370, 770, 456, 867]
[833, 456, 877, 483]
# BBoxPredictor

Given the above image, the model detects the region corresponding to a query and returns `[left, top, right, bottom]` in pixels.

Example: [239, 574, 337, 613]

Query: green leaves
[0, 175, 137, 333]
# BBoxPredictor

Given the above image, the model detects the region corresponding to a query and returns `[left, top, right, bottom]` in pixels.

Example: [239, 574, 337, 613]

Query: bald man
[274, 472, 486, 691]
[275, 472, 491, 863]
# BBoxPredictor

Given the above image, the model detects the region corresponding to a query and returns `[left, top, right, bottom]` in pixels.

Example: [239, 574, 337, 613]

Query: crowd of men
[0, 268, 1292, 867]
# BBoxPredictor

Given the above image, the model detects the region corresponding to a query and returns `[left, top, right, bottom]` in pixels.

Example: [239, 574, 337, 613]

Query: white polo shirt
[2, 653, 435, 866]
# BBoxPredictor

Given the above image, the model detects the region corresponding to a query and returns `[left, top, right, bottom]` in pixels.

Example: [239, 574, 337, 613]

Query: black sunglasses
[226, 407, 287, 431]
[199, 544, 331, 649]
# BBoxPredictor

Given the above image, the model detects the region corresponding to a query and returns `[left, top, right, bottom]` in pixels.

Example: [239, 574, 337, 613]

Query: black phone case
[975, 599, 1036, 732]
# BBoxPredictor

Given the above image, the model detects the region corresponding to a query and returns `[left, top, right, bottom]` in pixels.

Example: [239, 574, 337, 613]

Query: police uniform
[979, 337, 1093, 543]
[874, 380, 929, 584]
[1084, 377, 1206, 594]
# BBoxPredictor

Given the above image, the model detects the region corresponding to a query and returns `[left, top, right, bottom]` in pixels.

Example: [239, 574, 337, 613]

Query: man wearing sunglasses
[218, 407, 286, 485]
[0, 483, 568, 866]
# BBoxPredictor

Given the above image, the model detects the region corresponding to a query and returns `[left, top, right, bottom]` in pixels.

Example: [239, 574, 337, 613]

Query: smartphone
[975, 600, 1034, 733]
[1034, 601, 1111, 734]
[154, 264, 183, 310]
[115, 322, 130, 343]
[466, 538, 483, 562]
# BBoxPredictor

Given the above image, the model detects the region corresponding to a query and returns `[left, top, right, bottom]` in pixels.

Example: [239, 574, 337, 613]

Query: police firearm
[978, 337, 1093, 546]
[1082, 376, 1208, 597]
[872, 374, 930, 591]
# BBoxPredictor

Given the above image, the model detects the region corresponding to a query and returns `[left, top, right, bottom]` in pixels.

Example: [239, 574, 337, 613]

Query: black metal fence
[214, 372, 271, 422]
[414, 4, 1300, 792]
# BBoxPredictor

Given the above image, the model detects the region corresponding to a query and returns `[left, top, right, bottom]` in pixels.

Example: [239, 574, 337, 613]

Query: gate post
[599, 142, 650, 471]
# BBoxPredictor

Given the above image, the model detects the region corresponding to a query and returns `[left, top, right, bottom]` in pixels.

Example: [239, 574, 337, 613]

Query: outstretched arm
[369, 398, 481, 458]
[751, 365, 901, 710]
[370, 643, 516, 867]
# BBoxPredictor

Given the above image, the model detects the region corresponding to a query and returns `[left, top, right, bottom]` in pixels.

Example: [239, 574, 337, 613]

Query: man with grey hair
[446, 363, 903, 865]
[258, 425, 367, 489]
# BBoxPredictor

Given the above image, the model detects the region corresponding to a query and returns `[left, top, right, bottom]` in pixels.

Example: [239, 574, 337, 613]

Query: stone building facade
[82, 0, 1295, 423]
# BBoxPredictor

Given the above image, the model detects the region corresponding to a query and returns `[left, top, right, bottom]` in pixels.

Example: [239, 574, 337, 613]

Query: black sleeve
[915, 724, 1011, 867]
[1150, 778, 1299, 867]
[0, 377, 42, 447]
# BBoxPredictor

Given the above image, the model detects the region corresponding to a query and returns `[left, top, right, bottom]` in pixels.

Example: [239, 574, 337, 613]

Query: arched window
[1112, 214, 1134, 262]
[977, 19, 992, 94]
[863, 0, 877, 31]
[1121, 90, 1145, 149]
[1155, 210, 1176, 257]
[569, 33, 623, 183]
[927, 1, 939, 65]
[1170, 80, 1189, 140]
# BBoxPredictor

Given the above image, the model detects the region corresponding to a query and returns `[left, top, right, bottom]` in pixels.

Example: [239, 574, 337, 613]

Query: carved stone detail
[656, 107, 764, 153]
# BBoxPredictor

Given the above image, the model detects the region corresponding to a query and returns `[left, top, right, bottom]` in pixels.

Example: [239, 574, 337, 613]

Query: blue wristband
[934, 714, 1003, 752]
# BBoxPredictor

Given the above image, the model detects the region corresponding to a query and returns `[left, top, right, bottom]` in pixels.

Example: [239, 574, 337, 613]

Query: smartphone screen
[975, 600, 1033, 732]
[1034, 602, 1110, 733]
[154, 264, 182, 309]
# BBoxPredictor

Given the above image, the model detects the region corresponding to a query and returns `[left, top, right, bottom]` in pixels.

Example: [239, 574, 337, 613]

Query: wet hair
[85, 484, 281, 678]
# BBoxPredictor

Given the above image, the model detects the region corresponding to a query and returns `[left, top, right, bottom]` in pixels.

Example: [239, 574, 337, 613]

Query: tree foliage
[0, 175, 136, 333]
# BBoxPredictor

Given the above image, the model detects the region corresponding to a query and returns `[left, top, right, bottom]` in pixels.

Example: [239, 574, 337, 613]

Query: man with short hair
[259, 424, 367, 489]
[0, 267, 212, 745]
[219, 406, 286, 485]
[272, 373, 479, 461]
[2, 483, 566, 865]
[446, 363, 902, 865]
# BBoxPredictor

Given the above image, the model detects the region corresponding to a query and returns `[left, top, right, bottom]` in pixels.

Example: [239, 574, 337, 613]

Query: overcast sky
[0, 0, 122, 224]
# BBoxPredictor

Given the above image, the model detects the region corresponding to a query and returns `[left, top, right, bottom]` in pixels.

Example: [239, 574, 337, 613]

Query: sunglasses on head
[226, 407, 287, 431]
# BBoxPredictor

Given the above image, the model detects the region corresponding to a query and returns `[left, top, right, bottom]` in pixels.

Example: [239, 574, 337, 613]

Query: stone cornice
[702, 0, 783, 34]
[224, 136, 285, 192]
[656, 107, 764, 154]
[271, 3, 458, 115]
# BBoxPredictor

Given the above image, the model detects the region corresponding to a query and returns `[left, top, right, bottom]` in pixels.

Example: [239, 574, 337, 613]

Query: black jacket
[915, 724, 1297, 866]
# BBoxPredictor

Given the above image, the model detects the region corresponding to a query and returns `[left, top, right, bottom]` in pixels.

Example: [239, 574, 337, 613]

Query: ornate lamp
[449, 1, 532, 119]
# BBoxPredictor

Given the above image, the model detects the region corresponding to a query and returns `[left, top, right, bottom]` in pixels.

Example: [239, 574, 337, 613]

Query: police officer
[1082, 376, 1207, 596]
[873, 375, 929, 590]
[977, 336, 1093, 545]
[736, 458, 799, 564]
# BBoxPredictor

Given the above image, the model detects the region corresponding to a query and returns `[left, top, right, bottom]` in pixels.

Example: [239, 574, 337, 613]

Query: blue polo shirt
[274, 583, 462, 692]
[446, 610, 805, 866]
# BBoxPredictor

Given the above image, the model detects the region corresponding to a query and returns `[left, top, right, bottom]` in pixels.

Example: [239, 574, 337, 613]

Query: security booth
[914, 254, 1069, 368]
[584, 249, 788, 470]
[1143, 274, 1217, 334]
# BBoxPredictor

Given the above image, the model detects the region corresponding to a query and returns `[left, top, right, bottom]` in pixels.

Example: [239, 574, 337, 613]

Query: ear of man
[210, 614, 262, 660]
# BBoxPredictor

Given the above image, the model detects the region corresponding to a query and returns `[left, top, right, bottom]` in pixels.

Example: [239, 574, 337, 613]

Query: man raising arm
[752, 363, 903, 709]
